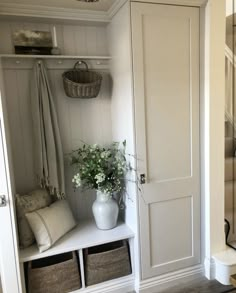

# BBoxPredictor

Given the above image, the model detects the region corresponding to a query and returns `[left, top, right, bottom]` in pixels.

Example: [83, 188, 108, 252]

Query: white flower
[72, 173, 81, 188]
[95, 173, 106, 184]
[101, 151, 110, 159]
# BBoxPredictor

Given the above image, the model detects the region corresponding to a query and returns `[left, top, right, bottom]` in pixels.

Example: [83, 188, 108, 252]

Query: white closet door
[0, 66, 21, 292]
[131, 3, 200, 279]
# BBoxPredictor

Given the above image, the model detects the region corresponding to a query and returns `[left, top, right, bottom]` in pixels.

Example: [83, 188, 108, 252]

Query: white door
[0, 65, 21, 292]
[131, 3, 200, 279]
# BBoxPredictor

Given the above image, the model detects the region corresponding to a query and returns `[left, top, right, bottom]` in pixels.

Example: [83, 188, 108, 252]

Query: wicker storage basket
[62, 60, 102, 99]
[28, 251, 81, 293]
[85, 240, 131, 286]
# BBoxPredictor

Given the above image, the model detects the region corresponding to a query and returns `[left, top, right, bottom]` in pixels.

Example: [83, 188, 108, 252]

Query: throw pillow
[26, 200, 76, 253]
[16, 189, 52, 248]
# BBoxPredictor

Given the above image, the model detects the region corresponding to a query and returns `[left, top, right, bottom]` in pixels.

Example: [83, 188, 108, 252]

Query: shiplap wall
[0, 20, 112, 220]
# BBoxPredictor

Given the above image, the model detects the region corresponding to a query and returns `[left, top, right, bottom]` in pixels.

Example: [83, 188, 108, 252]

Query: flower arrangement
[70, 141, 130, 195]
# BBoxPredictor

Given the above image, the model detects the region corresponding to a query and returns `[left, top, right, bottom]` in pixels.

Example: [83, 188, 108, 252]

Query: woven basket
[28, 251, 81, 293]
[85, 240, 131, 286]
[62, 61, 102, 99]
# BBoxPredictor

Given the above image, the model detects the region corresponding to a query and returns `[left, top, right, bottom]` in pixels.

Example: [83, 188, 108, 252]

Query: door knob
[0, 195, 7, 207]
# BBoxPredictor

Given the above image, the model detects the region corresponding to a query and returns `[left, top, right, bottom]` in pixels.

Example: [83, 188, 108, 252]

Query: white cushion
[26, 200, 76, 252]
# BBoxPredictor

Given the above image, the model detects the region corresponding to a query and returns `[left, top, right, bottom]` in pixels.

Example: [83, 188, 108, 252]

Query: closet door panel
[131, 2, 200, 279]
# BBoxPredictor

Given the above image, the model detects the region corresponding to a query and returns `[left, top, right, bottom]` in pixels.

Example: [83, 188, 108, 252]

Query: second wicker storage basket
[62, 60, 102, 99]
[84, 240, 131, 286]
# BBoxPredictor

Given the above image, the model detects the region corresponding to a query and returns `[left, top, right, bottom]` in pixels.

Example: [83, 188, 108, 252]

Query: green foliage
[70, 141, 130, 195]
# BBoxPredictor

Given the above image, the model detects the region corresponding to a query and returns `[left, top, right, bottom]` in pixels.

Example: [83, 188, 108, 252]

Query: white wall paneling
[1, 56, 112, 221]
[107, 1, 141, 287]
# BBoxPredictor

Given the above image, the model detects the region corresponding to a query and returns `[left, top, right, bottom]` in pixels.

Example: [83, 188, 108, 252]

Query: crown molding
[0, 0, 208, 23]
[130, 0, 208, 7]
[108, 0, 128, 18]
[0, 3, 111, 23]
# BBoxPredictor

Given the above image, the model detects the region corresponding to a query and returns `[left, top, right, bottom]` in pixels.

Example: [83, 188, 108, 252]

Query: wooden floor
[0, 276, 235, 293]
[159, 276, 235, 293]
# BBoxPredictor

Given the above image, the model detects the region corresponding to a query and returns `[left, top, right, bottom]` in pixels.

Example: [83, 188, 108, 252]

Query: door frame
[0, 59, 22, 293]
[201, 0, 226, 279]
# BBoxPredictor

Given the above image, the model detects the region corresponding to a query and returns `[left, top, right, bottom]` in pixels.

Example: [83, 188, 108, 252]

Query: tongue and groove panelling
[0, 20, 112, 220]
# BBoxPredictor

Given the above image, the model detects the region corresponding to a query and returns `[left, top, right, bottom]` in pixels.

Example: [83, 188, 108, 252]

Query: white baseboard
[76, 275, 134, 293]
[204, 257, 216, 280]
[137, 265, 204, 293]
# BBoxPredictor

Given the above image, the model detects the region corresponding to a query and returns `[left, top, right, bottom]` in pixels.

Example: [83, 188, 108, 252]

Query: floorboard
[159, 276, 235, 293]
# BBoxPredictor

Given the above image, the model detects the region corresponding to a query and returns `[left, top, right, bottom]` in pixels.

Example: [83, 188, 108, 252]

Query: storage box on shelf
[84, 240, 132, 286]
[27, 251, 81, 293]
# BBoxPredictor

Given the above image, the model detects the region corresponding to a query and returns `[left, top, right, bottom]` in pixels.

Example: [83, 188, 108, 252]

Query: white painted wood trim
[0, 0, 128, 23]
[0, 0, 207, 23]
[108, 0, 128, 18]
[70, 275, 134, 293]
[131, 0, 208, 7]
[0, 58, 110, 71]
[0, 55, 111, 60]
[204, 257, 216, 280]
[203, 0, 226, 281]
[78, 249, 86, 290]
[138, 265, 204, 293]
[0, 59, 24, 292]
[19, 263, 26, 293]
[0, 3, 109, 23]
[19, 221, 134, 263]
[0, 55, 111, 70]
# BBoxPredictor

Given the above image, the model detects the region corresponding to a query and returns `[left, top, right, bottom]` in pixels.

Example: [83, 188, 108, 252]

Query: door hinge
[0, 195, 7, 207]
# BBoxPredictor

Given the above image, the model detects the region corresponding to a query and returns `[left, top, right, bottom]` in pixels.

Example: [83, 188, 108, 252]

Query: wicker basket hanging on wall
[62, 60, 102, 99]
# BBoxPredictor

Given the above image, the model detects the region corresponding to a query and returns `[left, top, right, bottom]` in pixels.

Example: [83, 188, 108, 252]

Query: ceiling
[0, 0, 117, 11]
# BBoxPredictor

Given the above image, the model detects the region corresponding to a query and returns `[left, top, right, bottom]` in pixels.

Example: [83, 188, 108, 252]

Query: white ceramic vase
[92, 190, 119, 230]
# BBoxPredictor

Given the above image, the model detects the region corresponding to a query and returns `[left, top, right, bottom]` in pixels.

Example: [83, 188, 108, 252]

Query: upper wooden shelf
[19, 220, 134, 263]
[0, 54, 111, 60]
